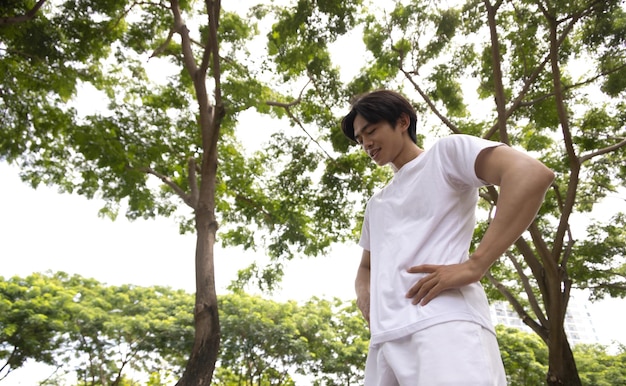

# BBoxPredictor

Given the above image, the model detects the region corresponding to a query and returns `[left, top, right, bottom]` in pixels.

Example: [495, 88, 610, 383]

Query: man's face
[353, 113, 408, 167]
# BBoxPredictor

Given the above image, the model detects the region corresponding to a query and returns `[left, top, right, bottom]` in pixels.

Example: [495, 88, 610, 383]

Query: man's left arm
[406, 145, 555, 305]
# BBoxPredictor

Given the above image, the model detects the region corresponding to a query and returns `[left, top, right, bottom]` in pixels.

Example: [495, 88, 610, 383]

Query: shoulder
[430, 135, 505, 187]
[430, 135, 502, 162]
[435, 134, 500, 149]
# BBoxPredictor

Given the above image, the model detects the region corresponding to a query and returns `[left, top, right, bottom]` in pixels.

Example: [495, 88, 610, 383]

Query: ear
[397, 113, 410, 133]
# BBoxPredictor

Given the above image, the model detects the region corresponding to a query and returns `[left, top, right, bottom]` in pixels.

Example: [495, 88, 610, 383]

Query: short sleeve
[439, 134, 503, 189]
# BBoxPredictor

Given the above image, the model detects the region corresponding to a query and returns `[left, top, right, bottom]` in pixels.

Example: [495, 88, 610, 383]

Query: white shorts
[364, 321, 507, 386]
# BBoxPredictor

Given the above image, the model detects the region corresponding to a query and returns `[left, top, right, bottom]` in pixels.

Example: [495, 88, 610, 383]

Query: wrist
[467, 254, 491, 280]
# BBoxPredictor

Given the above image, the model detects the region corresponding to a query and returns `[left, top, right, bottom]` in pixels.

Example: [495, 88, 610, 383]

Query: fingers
[362, 310, 370, 328]
[360, 306, 370, 322]
[406, 273, 440, 305]
[407, 264, 436, 274]
[406, 264, 440, 305]
[406, 262, 478, 306]
[417, 282, 440, 305]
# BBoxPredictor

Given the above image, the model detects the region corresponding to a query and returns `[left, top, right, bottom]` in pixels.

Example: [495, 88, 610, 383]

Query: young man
[341, 90, 554, 385]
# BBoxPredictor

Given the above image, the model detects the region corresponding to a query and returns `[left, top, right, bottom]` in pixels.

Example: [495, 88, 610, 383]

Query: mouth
[369, 148, 381, 160]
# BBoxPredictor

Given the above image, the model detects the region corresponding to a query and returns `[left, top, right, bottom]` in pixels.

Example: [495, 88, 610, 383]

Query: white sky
[0, 161, 358, 302]
[2, 161, 625, 340]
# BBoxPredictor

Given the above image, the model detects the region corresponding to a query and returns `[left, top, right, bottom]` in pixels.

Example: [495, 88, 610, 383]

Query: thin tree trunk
[176, 206, 221, 385]
[172, 0, 223, 384]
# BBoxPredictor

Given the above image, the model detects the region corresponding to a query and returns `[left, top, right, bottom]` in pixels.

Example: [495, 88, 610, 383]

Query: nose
[362, 136, 373, 149]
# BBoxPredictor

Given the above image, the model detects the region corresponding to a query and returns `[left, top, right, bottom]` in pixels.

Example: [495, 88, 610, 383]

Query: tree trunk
[171, 0, 223, 383]
[176, 207, 220, 385]
[546, 331, 580, 386]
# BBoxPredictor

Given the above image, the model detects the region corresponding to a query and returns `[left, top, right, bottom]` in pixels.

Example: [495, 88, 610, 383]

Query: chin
[372, 158, 385, 166]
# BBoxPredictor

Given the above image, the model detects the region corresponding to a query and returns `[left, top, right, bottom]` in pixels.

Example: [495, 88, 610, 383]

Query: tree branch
[0, 0, 47, 26]
[206, 0, 224, 153]
[514, 234, 549, 298]
[171, 0, 199, 76]
[561, 266, 572, 321]
[150, 29, 175, 58]
[483, 50, 551, 139]
[517, 63, 626, 108]
[485, 272, 548, 341]
[0, 346, 18, 380]
[506, 251, 548, 326]
[484, 0, 509, 144]
[586, 282, 626, 292]
[265, 81, 335, 161]
[140, 166, 196, 209]
[540, 4, 593, 263]
[401, 69, 461, 134]
[198, 0, 216, 75]
[487, 1, 600, 139]
[579, 137, 626, 163]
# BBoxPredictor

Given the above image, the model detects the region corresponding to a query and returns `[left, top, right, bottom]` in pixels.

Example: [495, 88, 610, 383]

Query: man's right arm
[355, 249, 371, 325]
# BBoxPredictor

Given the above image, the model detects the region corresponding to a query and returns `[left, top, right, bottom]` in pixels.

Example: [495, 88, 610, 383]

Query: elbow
[507, 161, 555, 194]
[522, 156, 554, 190]
[538, 165, 555, 190]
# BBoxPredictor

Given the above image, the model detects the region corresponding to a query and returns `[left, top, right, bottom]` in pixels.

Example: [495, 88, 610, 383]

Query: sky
[0, 161, 358, 302]
[2, 161, 626, 342]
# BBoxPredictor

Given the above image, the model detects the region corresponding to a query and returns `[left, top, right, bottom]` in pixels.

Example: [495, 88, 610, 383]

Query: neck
[391, 144, 423, 171]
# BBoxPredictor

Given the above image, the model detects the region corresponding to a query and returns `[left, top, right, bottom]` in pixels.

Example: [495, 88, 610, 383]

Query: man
[341, 90, 554, 385]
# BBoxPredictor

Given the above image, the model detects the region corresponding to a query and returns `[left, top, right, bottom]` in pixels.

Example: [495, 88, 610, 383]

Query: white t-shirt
[359, 134, 503, 345]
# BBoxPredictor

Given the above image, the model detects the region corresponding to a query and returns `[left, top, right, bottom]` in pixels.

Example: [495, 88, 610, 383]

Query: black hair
[341, 90, 418, 144]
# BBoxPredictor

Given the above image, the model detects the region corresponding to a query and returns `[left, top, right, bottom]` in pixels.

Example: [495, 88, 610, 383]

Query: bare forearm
[355, 266, 370, 299]
[355, 249, 371, 323]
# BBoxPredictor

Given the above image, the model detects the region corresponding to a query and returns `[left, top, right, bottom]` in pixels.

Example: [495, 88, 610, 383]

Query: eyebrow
[354, 122, 373, 142]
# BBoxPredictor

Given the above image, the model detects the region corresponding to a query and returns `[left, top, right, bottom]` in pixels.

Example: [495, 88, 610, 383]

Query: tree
[496, 326, 626, 386]
[1, 1, 366, 384]
[214, 293, 368, 386]
[301, 298, 369, 386]
[0, 273, 71, 381]
[57, 275, 194, 385]
[348, 1, 626, 384]
[7, 272, 626, 385]
[574, 343, 626, 386]
[215, 293, 308, 385]
[2, 273, 369, 385]
[0, 273, 195, 385]
[496, 325, 548, 385]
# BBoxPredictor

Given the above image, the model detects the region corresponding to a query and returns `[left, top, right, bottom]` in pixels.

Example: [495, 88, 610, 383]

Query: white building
[490, 297, 599, 346]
